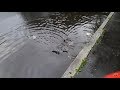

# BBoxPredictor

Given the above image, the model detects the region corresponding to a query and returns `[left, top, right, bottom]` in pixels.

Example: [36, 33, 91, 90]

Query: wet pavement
[0, 12, 108, 78]
[74, 12, 120, 78]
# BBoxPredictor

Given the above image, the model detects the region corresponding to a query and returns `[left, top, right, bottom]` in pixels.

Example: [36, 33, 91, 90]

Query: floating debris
[52, 50, 60, 55]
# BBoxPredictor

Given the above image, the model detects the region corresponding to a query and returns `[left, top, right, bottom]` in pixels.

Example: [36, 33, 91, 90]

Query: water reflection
[20, 12, 108, 59]
[20, 12, 50, 21]
[0, 12, 109, 60]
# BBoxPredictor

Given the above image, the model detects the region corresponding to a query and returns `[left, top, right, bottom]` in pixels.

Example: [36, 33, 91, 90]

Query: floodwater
[75, 12, 120, 78]
[0, 12, 109, 78]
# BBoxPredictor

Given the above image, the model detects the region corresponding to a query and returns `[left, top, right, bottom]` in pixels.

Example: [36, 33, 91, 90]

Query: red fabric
[104, 71, 120, 78]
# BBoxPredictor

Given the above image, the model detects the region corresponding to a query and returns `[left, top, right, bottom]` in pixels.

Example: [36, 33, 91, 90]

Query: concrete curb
[61, 12, 114, 78]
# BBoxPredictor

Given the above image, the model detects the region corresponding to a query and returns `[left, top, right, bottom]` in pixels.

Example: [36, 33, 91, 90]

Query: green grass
[68, 59, 87, 78]
[75, 58, 87, 73]
[96, 29, 106, 45]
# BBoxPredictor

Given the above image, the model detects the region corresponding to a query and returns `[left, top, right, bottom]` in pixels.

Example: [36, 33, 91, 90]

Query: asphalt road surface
[75, 12, 120, 78]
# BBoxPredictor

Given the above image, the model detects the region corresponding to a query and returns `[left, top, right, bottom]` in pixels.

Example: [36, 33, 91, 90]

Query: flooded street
[75, 12, 120, 78]
[0, 12, 108, 78]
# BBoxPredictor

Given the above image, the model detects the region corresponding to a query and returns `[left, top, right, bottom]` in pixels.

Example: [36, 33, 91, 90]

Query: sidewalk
[75, 12, 120, 78]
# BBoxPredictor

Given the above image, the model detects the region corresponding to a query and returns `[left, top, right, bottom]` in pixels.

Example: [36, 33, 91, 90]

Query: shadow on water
[20, 12, 50, 21]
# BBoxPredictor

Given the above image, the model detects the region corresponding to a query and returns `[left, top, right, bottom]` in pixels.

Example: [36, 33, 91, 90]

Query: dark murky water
[75, 12, 120, 78]
[16, 12, 108, 59]
[0, 12, 109, 77]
